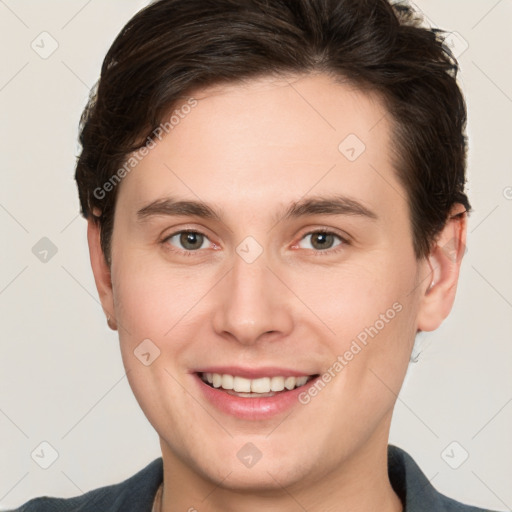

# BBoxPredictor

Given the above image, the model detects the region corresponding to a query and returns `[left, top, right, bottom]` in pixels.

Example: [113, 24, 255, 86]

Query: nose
[212, 249, 294, 346]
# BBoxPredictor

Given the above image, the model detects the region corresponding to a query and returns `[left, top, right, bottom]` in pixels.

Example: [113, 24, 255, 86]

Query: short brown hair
[75, 0, 470, 265]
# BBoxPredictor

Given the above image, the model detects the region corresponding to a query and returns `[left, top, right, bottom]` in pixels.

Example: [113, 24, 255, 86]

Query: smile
[194, 370, 321, 419]
[199, 372, 316, 397]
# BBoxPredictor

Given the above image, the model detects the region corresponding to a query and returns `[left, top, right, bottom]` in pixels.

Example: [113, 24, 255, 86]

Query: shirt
[7, 445, 498, 511]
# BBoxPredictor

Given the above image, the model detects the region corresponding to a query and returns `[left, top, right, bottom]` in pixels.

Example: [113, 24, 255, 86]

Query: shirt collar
[388, 444, 447, 511]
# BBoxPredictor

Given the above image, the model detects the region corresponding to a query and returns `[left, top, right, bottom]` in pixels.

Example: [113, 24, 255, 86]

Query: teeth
[233, 376, 251, 392]
[296, 376, 308, 387]
[251, 377, 270, 393]
[201, 373, 313, 393]
[212, 373, 222, 388]
[284, 376, 295, 390]
[270, 376, 285, 391]
[222, 374, 234, 390]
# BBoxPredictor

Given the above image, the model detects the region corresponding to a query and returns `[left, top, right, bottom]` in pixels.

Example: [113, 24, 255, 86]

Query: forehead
[172, 73, 391, 164]
[118, 72, 405, 224]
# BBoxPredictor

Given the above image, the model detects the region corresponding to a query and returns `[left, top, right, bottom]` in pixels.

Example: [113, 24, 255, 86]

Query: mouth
[197, 371, 319, 398]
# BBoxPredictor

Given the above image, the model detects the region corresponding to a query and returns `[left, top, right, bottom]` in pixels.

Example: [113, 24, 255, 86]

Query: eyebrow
[136, 194, 378, 224]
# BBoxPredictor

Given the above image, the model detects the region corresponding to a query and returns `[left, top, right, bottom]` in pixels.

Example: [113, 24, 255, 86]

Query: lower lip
[194, 374, 319, 420]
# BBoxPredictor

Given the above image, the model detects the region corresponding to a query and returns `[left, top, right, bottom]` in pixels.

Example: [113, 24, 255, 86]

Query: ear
[416, 203, 468, 332]
[87, 212, 117, 331]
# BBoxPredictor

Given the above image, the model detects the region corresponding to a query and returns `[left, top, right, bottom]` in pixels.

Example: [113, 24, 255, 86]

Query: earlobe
[87, 214, 117, 331]
[416, 204, 468, 332]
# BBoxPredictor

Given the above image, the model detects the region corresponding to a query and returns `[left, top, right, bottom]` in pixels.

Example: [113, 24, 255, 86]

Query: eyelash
[160, 228, 350, 257]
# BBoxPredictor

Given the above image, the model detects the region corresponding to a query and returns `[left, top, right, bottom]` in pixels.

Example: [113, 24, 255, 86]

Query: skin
[88, 72, 467, 512]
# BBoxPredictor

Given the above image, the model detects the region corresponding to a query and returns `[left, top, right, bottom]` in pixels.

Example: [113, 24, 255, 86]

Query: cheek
[290, 256, 414, 343]
[333, 284, 419, 413]
[111, 259, 212, 339]
[111, 258, 225, 394]
[110, 263, 197, 424]
[305, 258, 420, 403]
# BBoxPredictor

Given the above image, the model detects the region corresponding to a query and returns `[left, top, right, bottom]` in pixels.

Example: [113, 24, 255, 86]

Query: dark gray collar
[388, 444, 494, 511]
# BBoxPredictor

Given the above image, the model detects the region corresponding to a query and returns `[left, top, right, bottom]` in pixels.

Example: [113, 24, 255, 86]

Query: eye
[161, 228, 348, 256]
[163, 230, 214, 253]
[296, 230, 347, 252]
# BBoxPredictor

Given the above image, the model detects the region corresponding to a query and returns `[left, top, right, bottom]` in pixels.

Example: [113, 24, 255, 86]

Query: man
[9, 0, 499, 510]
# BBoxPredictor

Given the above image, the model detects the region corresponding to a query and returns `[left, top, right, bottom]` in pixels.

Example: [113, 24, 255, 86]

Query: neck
[158, 435, 403, 512]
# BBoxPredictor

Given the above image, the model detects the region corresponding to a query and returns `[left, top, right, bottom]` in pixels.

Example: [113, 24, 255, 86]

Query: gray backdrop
[1, 0, 511, 510]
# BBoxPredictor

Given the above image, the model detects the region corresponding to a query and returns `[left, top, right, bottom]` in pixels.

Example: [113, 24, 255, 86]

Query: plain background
[1, 0, 511, 510]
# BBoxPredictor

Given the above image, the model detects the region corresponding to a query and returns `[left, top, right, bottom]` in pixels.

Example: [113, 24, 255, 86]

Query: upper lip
[192, 366, 317, 379]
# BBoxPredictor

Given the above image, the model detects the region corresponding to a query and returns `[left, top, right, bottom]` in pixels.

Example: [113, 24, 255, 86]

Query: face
[89, 72, 461, 492]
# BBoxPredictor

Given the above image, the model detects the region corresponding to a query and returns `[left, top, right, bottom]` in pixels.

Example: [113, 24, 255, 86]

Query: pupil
[181, 232, 202, 250]
[313, 232, 332, 249]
